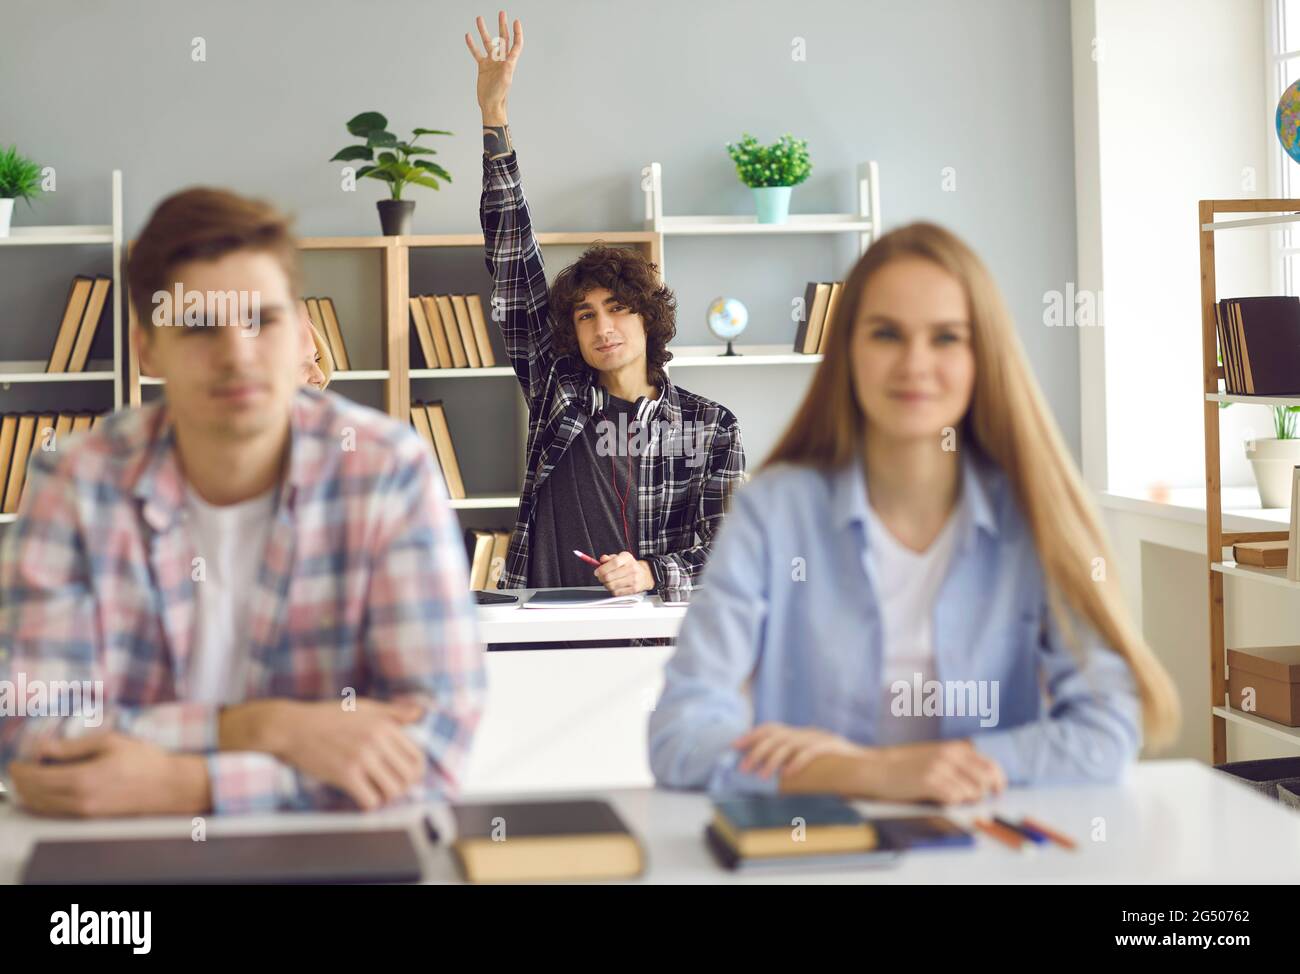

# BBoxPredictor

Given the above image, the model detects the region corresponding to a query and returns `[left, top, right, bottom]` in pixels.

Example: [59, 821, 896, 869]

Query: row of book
[46, 276, 111, 372]
[452, 792, 928, 882]
[466, 528, 511, 590]
[408, 400, 466, 499]
[409, 294, 498, 370]
[1215, 295, 1300, 395]
[793, 281, 844, 355]
[300, 297, 352, 371]
[0, 413, 104, 514]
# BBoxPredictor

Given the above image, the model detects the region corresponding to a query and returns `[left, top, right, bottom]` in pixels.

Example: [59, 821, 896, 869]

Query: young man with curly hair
[466, 12, 745, 598]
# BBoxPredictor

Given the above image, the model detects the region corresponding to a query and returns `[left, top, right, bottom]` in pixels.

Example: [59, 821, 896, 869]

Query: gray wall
[1, 0, 1079, 505]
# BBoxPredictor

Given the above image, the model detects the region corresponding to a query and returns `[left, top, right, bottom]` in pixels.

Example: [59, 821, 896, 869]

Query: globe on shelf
[705, 297, 748, 357]
[1277, 78, 1300, 163]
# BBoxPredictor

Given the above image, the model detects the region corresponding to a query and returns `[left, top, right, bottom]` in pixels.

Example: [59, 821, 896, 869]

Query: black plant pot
[377, 199, 415, 236]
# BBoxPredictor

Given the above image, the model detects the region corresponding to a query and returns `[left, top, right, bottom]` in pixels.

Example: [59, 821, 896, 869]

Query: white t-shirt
[863, 485, 966, 747]
[182, 482, 277, 705]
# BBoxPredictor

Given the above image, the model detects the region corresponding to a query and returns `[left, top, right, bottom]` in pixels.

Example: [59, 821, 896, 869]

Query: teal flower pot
[752, 186, 793, 224]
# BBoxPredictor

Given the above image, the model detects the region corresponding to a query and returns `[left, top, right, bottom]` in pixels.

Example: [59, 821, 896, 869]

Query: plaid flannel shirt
[0, 388, 486, 814]
[481, 151, 746, 593]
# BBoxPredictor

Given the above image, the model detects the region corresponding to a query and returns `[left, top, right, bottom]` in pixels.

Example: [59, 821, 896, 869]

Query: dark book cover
[1232, 295, 1300, 395]
[452, 799, 633, 839]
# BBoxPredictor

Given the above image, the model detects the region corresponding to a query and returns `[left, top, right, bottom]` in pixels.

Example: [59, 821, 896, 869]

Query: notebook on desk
[523, 587, 646, 609]
[21, 829, 422, 885]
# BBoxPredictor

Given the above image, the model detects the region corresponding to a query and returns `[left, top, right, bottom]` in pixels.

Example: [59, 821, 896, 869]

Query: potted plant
[330, 112, 453, 236]
[1245, 405, 1300, 508]
[0, 145, 42, 238]
[725, 132, 812, 224]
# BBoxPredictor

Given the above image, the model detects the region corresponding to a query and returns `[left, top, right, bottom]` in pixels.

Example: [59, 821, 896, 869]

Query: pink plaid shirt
[0, 388, 486, 813]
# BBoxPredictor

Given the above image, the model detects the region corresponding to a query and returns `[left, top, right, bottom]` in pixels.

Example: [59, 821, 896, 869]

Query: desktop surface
[2, 761, 1297, 884]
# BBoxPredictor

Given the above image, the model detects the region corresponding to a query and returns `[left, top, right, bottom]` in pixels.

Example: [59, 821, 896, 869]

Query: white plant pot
[0, 198, 13, 238]
[1245, 437, 1300, 509]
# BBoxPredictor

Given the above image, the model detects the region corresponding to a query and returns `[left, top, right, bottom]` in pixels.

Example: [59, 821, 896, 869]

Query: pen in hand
[573, 549, 602, 569]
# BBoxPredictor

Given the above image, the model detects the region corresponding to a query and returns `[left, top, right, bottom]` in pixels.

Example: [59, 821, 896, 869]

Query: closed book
[1231, 296, 1300, 395]
[304, 298, 326, 340]
[46, 277, 94, 373]
[4, 415, 37, 514]
[449, 295, 482, 369]
[425, 296, 460, 369]
[466, 529, 494, 589]
[803, 283, 833, 354]
[1233, 540, 1288, 568]
[711, 794, 878, 858]
[29, 415, 54, 465]
[704, 823, 901, 873]
[465, 294, 497, 367]
[318, 298, 351, 371]
[451, 800, 644, 882]
[0, 416, 17, 506]
[53, 413, 74, 451]
[424, 402, 465, 499]
[816, 281, 843, 354]
[66, 276, 110, 372]
[488, 529, 511, 587]
[1215, 301, 1236, 393]
[71, 414, 92, 433]
[435, 295, 469, 368]
[790, 280, 811, 353]
[409, 296, 442, 369]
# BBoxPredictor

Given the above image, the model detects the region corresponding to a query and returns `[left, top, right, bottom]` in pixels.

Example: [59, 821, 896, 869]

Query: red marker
[573, 549, 602, 568]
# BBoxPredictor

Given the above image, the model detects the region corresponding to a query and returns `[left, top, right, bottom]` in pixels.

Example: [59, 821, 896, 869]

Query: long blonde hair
[307, 321, 334, 389]
[765, 222, 1180, 749]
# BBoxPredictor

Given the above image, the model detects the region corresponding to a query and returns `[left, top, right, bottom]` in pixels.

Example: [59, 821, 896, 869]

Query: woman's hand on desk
[861, 740, 1008, 805]
[735, 724, 1007, 805]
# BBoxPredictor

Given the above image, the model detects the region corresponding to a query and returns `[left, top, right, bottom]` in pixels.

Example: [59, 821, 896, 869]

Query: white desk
[3, 761, 1298, 883]
[477, 588, 687, 644]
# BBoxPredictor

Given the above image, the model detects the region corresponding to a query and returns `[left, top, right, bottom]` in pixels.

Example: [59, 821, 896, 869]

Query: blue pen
[994, 815, 1050, 845]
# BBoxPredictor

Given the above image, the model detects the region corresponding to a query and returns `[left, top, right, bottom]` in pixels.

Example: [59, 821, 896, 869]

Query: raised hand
[465, 11, 524, 126]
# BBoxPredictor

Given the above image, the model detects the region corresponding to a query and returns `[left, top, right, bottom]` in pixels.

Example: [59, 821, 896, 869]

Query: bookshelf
[0, 170, 124, 525]
[1198, 197, 1300, 764]
[115, 161, 884, 524]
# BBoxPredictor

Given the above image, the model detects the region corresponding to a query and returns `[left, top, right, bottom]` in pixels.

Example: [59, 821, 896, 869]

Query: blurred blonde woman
[298, 314, 333, 390]
[650, 222, 1179, 805]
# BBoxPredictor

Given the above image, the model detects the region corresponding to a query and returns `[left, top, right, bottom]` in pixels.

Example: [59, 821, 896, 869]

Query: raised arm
[466, 12, 555, 404]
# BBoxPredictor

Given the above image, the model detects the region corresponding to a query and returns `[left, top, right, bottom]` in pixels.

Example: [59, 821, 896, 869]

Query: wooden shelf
[655, 214, 873, 236]
[0, 360, 116, 383]
[399, 231, 658, 248]
[324, 369, 390, 381]
[411, 366, 515, 379]
[667, 344, 821, 367]
[1212, 706, 1300, 747]
[449, 495, 519, 510]
[1206, 392, 1300, 407]
[0, 225, 114, 246]
[1210, 560, 1300, 590]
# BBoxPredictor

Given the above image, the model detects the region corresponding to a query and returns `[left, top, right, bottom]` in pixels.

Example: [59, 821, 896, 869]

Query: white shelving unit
[0, 172, 123, 409]
[0, 172, 123, 528]
[641, 159, 879, 367]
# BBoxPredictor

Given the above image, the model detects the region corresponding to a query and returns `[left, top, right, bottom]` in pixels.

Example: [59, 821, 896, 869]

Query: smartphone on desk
[873, 815, 975, 851]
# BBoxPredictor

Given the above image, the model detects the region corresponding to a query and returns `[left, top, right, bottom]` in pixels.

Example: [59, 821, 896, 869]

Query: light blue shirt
[649, 448, 1142, 795]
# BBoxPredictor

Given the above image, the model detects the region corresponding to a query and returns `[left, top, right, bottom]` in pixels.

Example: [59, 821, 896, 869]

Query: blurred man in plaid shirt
[0, 187, 485, 816]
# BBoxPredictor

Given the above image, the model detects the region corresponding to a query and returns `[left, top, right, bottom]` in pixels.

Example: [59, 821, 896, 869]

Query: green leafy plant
[1274, 404, 1299, 439]
[330, 112, 452, 201]
[725, 133, 811, 188]
[0, 145, 43, 204]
